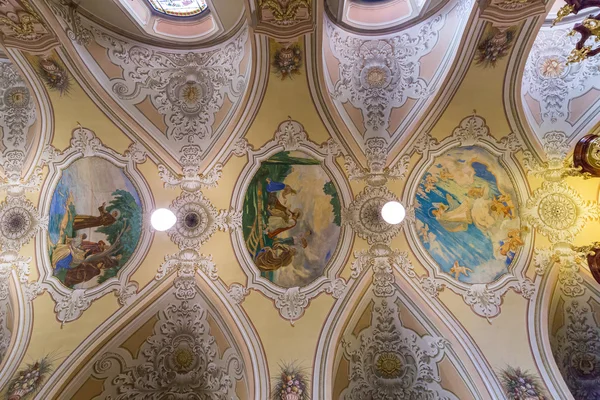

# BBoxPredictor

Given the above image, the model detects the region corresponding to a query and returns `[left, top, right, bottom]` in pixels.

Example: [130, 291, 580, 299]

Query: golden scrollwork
[0, 0, 44, 41]
[258, 0, 311, 25]
[553, 4, 575, 26]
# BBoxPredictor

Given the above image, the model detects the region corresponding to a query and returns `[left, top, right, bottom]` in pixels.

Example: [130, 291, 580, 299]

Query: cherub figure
[423, 174, 438, 193]
[491, 194, 516, 219]
[500, 229, 524, 256]
[449, 260, 473, 280]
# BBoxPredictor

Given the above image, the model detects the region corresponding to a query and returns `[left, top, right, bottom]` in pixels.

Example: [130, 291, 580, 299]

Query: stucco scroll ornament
[47, 0, 91, 46]
[344, 137, 410, 187]
[325, 16, 444, 137]
[158, 145, 224, 192]
[533, 246, 587, 297]
[522, 28, 600, 137]
[92, 296, 244, 399]
[340, 298, 458, 400]
[93, 27, 248, 149]
[0, 60, 37, 194]
[522, 131, 587, 181]
[34, 126, 152, 323]
[229, 118, 353, 324]
[0, 296, 10, 366]
[402, 114, 534, 319]
[553, 300, 600, 398]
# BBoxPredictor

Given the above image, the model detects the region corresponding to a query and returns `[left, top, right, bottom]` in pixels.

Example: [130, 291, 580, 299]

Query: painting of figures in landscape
[415, 146, 523, 284]
[48, 157, 143, 289]
[243, 151, 341, 288]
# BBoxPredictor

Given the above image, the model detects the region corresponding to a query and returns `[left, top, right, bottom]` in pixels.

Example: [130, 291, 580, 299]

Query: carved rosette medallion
[343, 186, 401, 245]
[524, 181, 599, 243]
[0, 60, 36, 181]
[168, 191, 241, 249]
[0, 196, 46, 251]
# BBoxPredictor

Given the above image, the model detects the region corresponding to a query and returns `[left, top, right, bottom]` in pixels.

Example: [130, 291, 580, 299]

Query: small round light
[381, 201, 405, 225]
[151, 208, 177, 231]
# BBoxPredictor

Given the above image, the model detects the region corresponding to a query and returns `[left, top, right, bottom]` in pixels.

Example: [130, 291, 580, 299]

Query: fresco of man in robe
[73, 202, 118, 231]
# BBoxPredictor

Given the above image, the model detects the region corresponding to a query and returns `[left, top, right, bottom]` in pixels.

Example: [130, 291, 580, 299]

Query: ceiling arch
[53, 274, 268, 398]
[318, 0, 474, 156]
[519, 5, 600, 148]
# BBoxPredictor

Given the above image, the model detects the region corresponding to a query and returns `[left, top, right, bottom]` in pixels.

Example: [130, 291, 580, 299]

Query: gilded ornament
[258, 0, 311, 25]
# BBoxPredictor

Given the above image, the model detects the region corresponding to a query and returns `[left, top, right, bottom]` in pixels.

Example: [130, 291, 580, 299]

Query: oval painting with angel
[48, 157, 143, 290]
[415, 146, 523, 284]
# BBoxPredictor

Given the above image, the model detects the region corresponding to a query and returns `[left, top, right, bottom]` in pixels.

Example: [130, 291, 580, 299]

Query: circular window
[147, 0, 208, 17]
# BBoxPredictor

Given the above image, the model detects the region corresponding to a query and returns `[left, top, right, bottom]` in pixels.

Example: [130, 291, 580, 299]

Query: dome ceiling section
[60, 279, 262, 399]
[67, 19, 252, 165]
[326, 0, 450, 33]
[521, 18, 600, 146]
[61, 0, 245, 46]
[322, 0, 473, 154]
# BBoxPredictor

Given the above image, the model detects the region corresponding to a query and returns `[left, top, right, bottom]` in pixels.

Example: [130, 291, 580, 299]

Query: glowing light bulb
[381, 201, 405, 225]
[151, 208, 177, 231]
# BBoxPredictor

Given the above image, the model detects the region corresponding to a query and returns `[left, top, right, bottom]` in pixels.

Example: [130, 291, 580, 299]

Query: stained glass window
[147, 0, 208, 17]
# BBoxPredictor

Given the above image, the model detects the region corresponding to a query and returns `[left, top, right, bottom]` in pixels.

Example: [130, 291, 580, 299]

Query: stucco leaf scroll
[93, 27, 248, 154]
[340, 298, 458, 400]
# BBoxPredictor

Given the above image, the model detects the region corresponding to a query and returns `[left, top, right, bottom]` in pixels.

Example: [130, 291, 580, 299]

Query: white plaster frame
[34, 126, 153, 324]
[230, 119, 353, 323]
[402, 114, 535, 319]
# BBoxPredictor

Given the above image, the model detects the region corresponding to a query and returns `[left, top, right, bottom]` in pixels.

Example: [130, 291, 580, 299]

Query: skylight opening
[147, 0, 208, 17]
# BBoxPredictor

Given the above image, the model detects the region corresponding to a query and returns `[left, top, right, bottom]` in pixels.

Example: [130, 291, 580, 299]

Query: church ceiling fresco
[2, 0, 600, 398]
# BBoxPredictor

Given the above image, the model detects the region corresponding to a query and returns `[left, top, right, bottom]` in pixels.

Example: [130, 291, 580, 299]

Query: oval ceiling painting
[242, 151, 342, 288]
[48, 157, 143, 290]
[415, 146, 523, 284]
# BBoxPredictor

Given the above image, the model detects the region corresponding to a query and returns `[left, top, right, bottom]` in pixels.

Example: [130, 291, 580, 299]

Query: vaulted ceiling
[1, 0, 600, 398]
